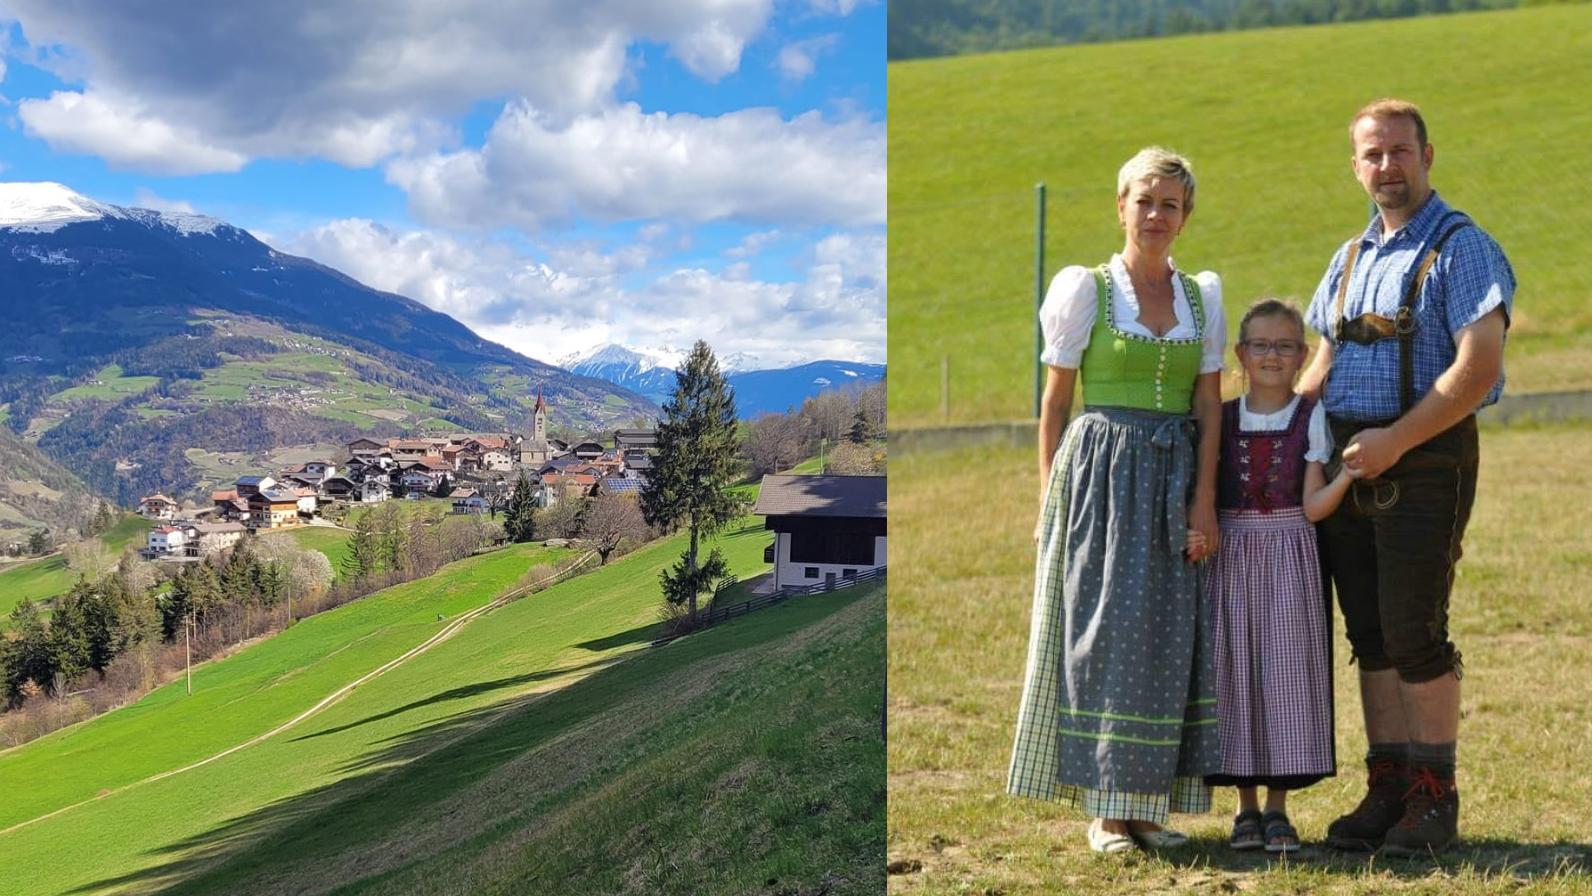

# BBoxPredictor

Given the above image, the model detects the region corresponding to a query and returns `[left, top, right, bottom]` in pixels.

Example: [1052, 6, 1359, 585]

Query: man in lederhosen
[1298, 98, 1514, 856]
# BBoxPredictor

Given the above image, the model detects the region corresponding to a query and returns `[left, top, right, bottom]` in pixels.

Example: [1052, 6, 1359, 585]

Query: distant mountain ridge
[560, 343, 885, 417]
[0, 182, 656, 505]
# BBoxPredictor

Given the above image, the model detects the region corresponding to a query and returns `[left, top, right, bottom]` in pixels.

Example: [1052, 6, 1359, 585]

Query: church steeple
[532, 387, 547, 442]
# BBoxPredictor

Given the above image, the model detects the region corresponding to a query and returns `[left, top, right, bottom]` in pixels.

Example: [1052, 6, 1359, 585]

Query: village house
[211, 489, 250, 522]
[146, 524, 187, 555]
[570, 441, 605, 461]
[235, 475, 277, 498]
[450, 489, 488, 515]
[182, 521, 247, 556]
[537, 470, 597, 506]
[597, 475, 643, 496]
[249, 486, 303, 529]
[137, 493, 179, 521]
[347, 438, 385, 459]
[613, 428, 657, 452]
[357, 479, 391, 504]
[753, 474, 887, 591]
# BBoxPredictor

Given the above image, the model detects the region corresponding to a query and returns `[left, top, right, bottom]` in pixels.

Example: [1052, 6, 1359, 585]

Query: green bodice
[1079, 264, 1206, 413]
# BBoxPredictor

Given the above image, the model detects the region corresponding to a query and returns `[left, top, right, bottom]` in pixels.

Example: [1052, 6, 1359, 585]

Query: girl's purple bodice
[1217, 396, 1315, 512]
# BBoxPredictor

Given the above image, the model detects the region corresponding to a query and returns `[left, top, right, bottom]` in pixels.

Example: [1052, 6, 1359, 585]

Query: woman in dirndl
[1007, 147, 1226, 853]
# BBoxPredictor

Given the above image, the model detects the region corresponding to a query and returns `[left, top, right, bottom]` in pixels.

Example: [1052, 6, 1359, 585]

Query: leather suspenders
[1332, 211, 1473, 413]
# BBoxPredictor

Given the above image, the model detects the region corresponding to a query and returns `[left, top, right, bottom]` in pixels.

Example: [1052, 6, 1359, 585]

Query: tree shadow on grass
[573, 620, 662, 652]
[1138, 835, 1592, 880]
[65, 596, 857, 896]
[287, 654, 620, 744]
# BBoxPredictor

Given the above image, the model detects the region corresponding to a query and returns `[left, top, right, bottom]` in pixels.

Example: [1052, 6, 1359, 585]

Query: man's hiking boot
[1325, 757, 1406, 851]
[1380, 766, 1459, 857]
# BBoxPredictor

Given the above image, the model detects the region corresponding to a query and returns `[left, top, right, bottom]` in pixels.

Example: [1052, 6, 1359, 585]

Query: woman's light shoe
[1130, 826, 1189, 849]
[1087, 818, 1138, 853]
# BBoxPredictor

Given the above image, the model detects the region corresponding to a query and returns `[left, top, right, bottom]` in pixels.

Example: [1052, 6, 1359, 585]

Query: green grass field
[0, 517, 812, 894]
[283, 526, 354, 579]
[0, 515, 151, 625]
[889, 5, 1592, 426]
[888, 423, 1592, 894]
[48, 364, 160, 403]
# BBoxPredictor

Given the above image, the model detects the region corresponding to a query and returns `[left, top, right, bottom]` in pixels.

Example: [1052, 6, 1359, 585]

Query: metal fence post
[1035, 182, 1047, 418]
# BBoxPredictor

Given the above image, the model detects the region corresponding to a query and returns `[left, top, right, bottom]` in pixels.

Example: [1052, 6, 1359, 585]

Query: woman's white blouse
[1238, 395, 1334, 463]
[1039, 253, 1226, 374]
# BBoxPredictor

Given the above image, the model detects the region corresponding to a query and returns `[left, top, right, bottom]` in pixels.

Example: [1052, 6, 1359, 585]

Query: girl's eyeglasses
[1240, 339, 1303, 357]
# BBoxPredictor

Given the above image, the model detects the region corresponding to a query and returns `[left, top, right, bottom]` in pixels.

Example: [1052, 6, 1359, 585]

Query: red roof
[211, 489, 238, 502]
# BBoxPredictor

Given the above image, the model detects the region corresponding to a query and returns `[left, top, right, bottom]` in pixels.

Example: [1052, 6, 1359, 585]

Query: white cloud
[4, 0, 774, 169]
[18, 90, 247, 174]
[388, 102, 885, 230]
[726, 230, 780, 258]
[776, 34, 839, 83]
[807, 0, 870, 14]
[278, 219, 884, 367]
[131, 187, 198, 214]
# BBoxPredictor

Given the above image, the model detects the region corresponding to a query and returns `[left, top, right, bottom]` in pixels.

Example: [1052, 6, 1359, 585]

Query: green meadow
[0, 518, 824, 894]
[889, 5, 1592, 426]
[888, 422, 1592, 895]
[0, 515, 151, 625]
[283, 526, 354, 579]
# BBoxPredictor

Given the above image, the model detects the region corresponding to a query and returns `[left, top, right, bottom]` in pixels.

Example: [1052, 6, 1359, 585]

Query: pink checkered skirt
[1203, 508, 1334, 780]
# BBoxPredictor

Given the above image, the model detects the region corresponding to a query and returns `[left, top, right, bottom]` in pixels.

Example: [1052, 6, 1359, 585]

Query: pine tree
[343, 510, 379, 579]
[641, 341, 742, 626]
[504, 471, 538, 543]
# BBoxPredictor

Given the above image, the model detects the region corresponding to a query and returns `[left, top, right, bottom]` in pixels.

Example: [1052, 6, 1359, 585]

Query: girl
[1197, 299, 1354, 853]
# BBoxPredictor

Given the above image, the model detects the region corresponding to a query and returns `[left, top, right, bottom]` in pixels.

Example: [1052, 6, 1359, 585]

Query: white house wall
[771, 532, 885, 591]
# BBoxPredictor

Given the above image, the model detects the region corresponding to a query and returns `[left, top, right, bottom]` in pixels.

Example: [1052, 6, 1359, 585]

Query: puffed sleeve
[1039, 265, 1097, 369]
[1305, 401, 1333, 463]
[1193, 270, 1226, 374]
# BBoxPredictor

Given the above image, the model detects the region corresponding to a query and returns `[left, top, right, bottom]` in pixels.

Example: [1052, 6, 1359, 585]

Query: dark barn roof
[752, 474, 886, 519]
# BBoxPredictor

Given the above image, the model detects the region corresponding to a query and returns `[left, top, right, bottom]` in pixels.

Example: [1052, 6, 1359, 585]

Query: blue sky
[0, 2, 885, 368]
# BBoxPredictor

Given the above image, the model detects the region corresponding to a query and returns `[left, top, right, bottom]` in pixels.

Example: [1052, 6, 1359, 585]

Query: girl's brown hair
[1237, 298, 1306, 344]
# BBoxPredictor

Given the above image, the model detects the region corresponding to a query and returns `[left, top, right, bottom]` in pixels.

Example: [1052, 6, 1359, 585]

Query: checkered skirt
[1202, 508, 1334, 780]
[1008, 408, 1220, 823]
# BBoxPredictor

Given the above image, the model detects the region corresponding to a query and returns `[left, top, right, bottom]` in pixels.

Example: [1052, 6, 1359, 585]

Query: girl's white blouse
[1238, 394, 1334, 463]
[1039, 253, 1226, 374]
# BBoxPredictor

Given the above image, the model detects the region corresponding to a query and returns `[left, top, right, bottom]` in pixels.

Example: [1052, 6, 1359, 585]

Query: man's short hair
[1351, 98, 1428, 148]
[1117, 146, 1196, 215]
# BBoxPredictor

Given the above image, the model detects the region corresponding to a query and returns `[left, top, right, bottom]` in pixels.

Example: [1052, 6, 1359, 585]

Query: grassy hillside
[0, 424, 97, 541]
[284, 526, 354, 579]
[0, 518, 809, 894]
[889, 4, 1592, 426]
[888, 423, 1592, 894]
[0, 514, 150, 625]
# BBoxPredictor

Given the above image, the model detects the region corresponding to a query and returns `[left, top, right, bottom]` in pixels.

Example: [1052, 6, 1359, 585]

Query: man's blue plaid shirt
[1305, 191, 1515, 423]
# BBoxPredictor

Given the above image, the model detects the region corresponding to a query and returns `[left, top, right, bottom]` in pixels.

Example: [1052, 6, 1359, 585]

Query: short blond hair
[1350, 98, 1428, 147]
[1117, 146, 1196, 215]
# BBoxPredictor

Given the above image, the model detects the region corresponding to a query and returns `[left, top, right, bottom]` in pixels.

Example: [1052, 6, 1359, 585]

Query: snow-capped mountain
[560, 344, 683, 404]
[560, 343, 885, 418]
[0, 181, 226, 236]
[0, 181, 656, 505]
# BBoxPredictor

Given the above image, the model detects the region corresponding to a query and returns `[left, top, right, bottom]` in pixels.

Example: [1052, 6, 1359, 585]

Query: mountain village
[132, 390, 659, 560]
